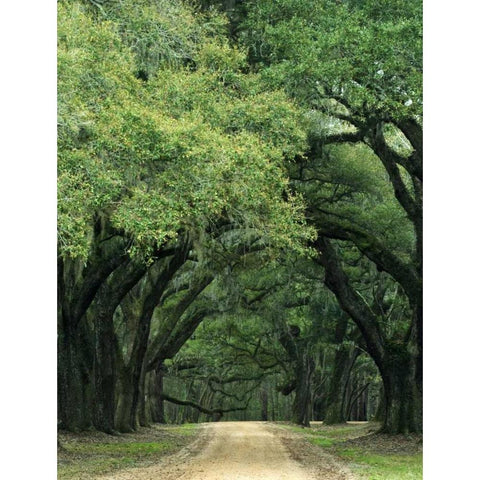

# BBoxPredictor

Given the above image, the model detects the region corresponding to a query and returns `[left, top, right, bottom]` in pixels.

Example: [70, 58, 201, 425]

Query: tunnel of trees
[58, 0, 422, 435]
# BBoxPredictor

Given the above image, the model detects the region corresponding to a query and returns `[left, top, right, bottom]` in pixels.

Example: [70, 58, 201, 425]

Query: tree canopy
[58, 0, 313, 259]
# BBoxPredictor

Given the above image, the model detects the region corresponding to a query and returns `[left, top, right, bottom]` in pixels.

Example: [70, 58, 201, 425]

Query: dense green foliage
[58, 0, 312, 259]
[241, 0, 422, 116]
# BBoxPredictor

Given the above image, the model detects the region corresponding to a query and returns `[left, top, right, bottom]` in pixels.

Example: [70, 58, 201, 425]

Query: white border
[2, 1, 57, 477]
[424, 0, 479, 478]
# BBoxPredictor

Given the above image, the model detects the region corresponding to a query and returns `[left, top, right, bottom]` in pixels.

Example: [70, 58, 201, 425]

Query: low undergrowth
[340, 448, 422, 479]
[283, 421, 422, 479]
[57, 423, 199, 479]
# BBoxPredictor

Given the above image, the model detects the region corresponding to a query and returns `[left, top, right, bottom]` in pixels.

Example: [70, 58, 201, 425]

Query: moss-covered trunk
[324, 344, 358, 424]
[382, 371, 421, 433]
[57, 257, 95, 431]
[292, 353, 314, 427]
[93, 306, 117, 433]
[57, 316, 92, 431]
[137, 366, 151, 427]
[114, 366, 136, 433]
[380, 342, 422, 434]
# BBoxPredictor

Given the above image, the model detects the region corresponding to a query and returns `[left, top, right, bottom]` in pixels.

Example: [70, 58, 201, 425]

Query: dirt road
[100, 421, 356, 480]
[172, 421, 313, 479]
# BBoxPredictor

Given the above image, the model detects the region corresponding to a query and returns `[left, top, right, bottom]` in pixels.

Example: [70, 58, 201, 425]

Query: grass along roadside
[57, 423, 199, 479]
[281, 421, 422, 479]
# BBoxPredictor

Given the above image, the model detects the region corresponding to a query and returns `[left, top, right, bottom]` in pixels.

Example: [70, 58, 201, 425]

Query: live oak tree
[239, 0, 423, 433]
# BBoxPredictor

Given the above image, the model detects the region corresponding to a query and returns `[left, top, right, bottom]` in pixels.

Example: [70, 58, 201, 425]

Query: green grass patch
[58, 424, 200, 479]
[338, 448, 422, 479]
[319, 426, 367, 438]
[280, 423, 422, 480]
[168, 423, 198, 436]
[58, 441, 175, 479]
[64, 441, 172, 456]
[58, 456, 143, 479]
[282, 422, 371, 438]
[282, 423, 364, 448]
[310, 437, 335, 447]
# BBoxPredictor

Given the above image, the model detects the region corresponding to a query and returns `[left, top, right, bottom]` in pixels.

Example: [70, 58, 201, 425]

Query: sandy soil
[172, 421, 315, 479]
[98, 421, 357, 480]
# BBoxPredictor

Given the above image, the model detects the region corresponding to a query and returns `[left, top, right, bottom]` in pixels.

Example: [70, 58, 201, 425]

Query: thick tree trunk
[93, 306, 117, 433]
[374, 385, 386, 422]
[110, 246, 190, 432]
[57, 258, 96, 432]
[128, 250, 189, 429]
[324, 345, 358, 424]
[279, 326, 314, 427]
[114, 367, 136, 433]
[380, 345, 422, 433]
[57, 238, 128, 433]
[292, 354, 313, 427]
[292, 388, 309, 426]
[89, 259, 148, 433]
[58, 316, 92, 431]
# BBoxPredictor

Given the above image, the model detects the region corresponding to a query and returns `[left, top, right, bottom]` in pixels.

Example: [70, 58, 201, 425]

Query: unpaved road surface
[100, 421, 356, 480]
[172, 421, 314, 479]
